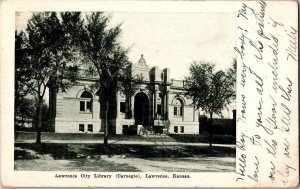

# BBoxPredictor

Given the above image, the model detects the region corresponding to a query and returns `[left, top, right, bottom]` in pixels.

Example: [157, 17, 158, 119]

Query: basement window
[79, 124, 84, 132]
[180, 126, 184, 133]
[174, 126, 178, 133]
[88, 124, 93, 132]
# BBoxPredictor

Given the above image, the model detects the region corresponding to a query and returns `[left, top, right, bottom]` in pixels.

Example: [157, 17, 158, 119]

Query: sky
[16, 11, 236, 80]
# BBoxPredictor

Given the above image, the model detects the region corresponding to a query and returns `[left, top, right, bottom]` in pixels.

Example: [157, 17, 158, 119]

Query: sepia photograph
[1, 0, 298, 187]
[14, 11, 236, 172]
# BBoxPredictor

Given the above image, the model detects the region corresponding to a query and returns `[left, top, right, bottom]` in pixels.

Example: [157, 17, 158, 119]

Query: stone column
[93, 96, 100, 120]
[131, 95, 135, 118]
[163, 93, 166, 119]
[116, 92, 120, 119]
[166, 90, 169, 119]
[153, 88, 157, 118]
[152, 92, 155, 118]
[115, 92, 123, 134]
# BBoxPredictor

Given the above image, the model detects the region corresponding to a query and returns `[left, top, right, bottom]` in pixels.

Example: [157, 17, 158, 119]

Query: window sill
[79, 131, 94, 133]
[79, 111, 92, 114]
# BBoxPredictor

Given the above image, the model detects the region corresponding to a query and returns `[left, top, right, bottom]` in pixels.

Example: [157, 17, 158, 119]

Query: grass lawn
[15, 143, 235, 172]
[15, 143, 235, 159]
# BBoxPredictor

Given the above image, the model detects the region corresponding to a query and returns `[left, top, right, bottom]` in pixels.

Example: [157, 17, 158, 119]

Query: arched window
[173, 98, 183, 117]
[80, 91, 93, 113]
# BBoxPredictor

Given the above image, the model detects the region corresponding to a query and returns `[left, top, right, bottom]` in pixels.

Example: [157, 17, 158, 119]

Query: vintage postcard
[0, 0, 298, 187]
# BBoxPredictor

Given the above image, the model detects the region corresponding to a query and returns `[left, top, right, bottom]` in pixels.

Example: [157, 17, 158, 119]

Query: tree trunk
[36, 98, 42, 144]
[209, 112, 213, 147]
[125, 96, 129, 119]
[104, 100, 109, 145]
[49, 83, 57, 132]
[128, 96, 132, 119]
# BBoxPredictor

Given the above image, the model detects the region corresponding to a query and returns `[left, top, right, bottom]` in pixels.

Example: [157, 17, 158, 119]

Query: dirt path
[100, 155, 235, 172]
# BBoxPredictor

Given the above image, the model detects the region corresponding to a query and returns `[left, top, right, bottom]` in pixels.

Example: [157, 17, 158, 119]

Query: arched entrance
[134, 92, 150, 126]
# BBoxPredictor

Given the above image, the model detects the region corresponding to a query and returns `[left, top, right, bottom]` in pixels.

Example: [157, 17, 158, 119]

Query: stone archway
[134, 92, 150, 126]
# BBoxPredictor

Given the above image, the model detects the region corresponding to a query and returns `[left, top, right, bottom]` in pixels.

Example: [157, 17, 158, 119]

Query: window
[86, 101, 92, 112]
[173, 106, 182, 116]
[120, 102, 126, 113]
[179, 107, 182, 116]
[88, 124, 93, 132]
[80, 101, 85, 111]
[80, 91, 93, 113]
[174, 126, 178, 133]
[157, 104, 161, 115]
[79, 124, 84, 132]
[180, 126, 184, 133]
[173, 98, 183, 117]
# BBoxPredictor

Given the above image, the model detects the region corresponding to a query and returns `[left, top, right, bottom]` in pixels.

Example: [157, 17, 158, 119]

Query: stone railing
[171, 79, 185, 88]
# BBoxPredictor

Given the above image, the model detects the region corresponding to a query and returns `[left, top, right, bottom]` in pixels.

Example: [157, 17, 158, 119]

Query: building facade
[51, 55, 199, 135]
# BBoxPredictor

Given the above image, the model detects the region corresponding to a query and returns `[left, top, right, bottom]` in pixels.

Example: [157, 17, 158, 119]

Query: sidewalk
[15, 139, 236, 148]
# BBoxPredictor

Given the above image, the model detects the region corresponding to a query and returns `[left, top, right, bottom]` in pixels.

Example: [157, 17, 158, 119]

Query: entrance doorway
[134, 92, 150, 126]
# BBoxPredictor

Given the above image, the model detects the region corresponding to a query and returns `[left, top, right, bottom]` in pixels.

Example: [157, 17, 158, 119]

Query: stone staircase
[138, 125, 167, 135]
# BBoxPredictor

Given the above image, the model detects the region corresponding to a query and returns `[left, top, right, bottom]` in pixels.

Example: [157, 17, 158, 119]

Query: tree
[15, 31, 32, 122]
[15, 31, 33, 119]
[16, 12, 80, 144]
[184, 61, 235, 147]
[47, 12, 84, 129]
[80, 12, 132, 145]
[33, 99, 51, 132]
[15, 98, 35, 128]
[226, 58, 237, 98]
